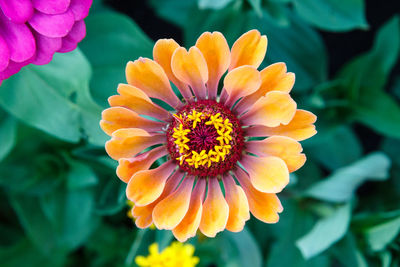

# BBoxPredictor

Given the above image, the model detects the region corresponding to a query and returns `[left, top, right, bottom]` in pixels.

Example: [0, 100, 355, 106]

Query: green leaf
[307, 126, 362, 170]
[155, 230, 174, 251]
[0, 238, 66, 267]
[0, 50, 106, 145]
[80, 11, 153, 107]
[36, 50, 107, 146]
[0, 152, 64, 196]
[66, 159, 98, 190]
[72, 145, 118, 170]
[338, 16, 399, 93]
[246, 0, 262, 16]
[305, 152, 391, 202]
[393, 76, 400, 100]
[42, 188, 97, 251]
[331, 234, 368, 267]
[10, 186, 98, 255]
[364, 213, 400, 251]
[0, 69, 79, 143]
[95, 176, 126, 215]
[336, 16, 400, 137]
[198, 0, 235, 9]
[293, 0, 368, 31]
[269, 0, 292, 2]
[382, 138, 400, 166]
[0, 113, 17, 161]
[296, 203, 351, 259]
[149, 0, 198, 27]
[85, 223, 134, 267]
[221, 228, 262, 267]
[380, 251, 392, 267]
[267, 200, 329, 267]
[263, 2, 290, 26]
[352, 91, 400, 138]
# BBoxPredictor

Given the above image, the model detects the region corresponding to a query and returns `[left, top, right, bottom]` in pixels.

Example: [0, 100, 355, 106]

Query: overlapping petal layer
[126, 160, 176, 206]
[229, 29, 267, 70]
[195, 31, 230, 99]
[245, 109, 317, 141]
[117, 146, 168, 183]
[246, 136, 306, 172]
[171, 47, 208, 100]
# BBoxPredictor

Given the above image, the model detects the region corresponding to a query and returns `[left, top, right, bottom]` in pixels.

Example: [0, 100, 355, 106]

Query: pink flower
[0, 0, 93, 82]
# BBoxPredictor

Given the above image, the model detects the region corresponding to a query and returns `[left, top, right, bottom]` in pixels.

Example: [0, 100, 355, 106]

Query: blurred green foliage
[0, 0, 399, 266]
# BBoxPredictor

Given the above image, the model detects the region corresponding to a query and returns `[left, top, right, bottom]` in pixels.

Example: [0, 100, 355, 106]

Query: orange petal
[116, 146, 168, 183]
[108, 84, 170, 121]
[173, 178, 206, 242]
[240, 154, 289, 193]
[153, 176, 194, 230]
[222, 174, 250, 232]
[105, 128, 165, 160]
[234, 167, 283, 223]
[223, 65, 261, 107]
[229, 29, 267, 71]
[235, 63, 295, 114]
[126, 58, 181, 108]
[240, 91, 297, 127]
[126, 161, 176, 206]
[195, 32, 230, 99]
[132, 205, 154, 229]
[246, 136, 306, 172]
[171, 46, 208, 99]
[199, 178, 229, 237]
[100, 107, 165, 136]
[133, 171, 184, 228]
[245, 109, 317, 141]
[153, 39, 193, 100]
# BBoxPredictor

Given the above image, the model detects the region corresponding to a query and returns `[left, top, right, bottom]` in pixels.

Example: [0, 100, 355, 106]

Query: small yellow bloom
[135, 242, 199, 267]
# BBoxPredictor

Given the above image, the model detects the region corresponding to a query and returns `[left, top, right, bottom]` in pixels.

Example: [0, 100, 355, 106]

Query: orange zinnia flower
[100, 30, 317, 242]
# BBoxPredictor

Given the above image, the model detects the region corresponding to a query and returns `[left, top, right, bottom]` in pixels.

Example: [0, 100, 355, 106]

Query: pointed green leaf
[0, 50, 106, 145]
[198, 0, 235, 9]
[364, 214, 400, 251]
[246, 0, 262, 16]
[296, 203, 351, 259]
[0, 113, 17, 161]
[305, 152, 391, 202]
[293, 0, 368, 31]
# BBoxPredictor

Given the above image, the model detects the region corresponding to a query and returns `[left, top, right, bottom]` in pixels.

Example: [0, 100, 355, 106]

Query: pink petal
[0, 12, 36, 62]
[69, 0, 92, 20]
[0, 34, 10, 71]
[0, 0, 34, 23]
[32, 32, 62, 65]
[0, 58, 33, 80]
[58, 20, 86, 53]
[29, 9, 75, 38]
[32, 0, 70, 15]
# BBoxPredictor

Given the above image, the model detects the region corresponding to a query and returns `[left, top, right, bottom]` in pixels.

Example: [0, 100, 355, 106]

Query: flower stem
[125, 228, 148, 266]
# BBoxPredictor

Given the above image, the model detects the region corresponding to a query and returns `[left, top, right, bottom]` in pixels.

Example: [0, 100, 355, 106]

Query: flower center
[166, 100, 244, 177]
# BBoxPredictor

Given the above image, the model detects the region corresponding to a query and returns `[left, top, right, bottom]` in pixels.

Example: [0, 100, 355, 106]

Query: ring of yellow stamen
[187, 109, 202, 129]
[172, 110, 234, 169]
